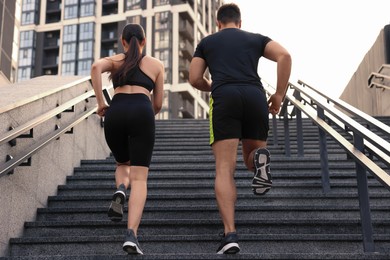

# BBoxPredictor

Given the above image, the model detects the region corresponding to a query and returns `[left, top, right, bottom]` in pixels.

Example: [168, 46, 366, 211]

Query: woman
[90, 23, 164, 255]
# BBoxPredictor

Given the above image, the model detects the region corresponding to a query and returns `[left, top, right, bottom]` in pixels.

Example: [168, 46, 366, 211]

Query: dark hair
[217, 3, 241, 25]
[109, 23, 145, 84]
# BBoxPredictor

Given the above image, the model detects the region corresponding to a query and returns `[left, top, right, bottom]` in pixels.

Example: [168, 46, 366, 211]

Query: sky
[230, 0, 390, 97]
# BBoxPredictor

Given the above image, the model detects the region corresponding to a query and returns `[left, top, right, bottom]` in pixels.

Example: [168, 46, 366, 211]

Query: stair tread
[7, 118, 390, 259]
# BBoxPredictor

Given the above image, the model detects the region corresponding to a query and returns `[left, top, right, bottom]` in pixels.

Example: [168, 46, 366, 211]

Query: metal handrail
[288, 82, 390, 186]
[0, 77, 112, 177]
[270, 80, 390, 253]
[298, 79, 390, 137]
[368, 64, 390, 90]
[0, 87, 95, 146]
[0, 107, 96, 177]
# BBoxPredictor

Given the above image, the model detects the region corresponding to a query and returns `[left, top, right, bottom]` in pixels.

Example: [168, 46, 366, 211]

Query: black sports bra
[112, 56, 155, 92]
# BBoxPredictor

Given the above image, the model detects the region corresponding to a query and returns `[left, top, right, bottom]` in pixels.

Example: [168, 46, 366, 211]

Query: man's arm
[263, 41, 292, 115]
[189, 57, 211, 92]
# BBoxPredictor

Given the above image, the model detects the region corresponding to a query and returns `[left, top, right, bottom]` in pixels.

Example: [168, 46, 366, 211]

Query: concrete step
[46, 192, 390, 208]
[35, 204, 390, 222]
[19, 219, 390, 237]
[9, 234, 390, 257]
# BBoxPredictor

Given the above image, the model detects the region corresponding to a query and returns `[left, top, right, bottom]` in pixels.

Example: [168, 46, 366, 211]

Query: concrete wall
[340, 27, 390, 116]
[0, 75, 111, 256]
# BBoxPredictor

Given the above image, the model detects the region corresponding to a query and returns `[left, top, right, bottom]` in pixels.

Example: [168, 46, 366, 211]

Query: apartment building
[17, 0, 224, 119]
[0, 0, 20, 85]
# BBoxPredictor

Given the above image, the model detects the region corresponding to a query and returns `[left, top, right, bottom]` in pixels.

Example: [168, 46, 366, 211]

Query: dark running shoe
[216, 232, 240, 254]
[252, 148, 272, 195]
[107, 189, 126, 222]
[123, 229, 143, 255]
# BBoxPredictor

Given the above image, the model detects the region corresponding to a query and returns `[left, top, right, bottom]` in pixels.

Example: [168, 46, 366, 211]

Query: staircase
[4, 119, 390, 259]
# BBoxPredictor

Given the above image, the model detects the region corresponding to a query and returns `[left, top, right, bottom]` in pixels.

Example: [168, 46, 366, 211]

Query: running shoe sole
[217, 243, 240, 254]
[107, 190, 125, 222]
[123, 241, 144, 255]
[252, 148, 272, 195]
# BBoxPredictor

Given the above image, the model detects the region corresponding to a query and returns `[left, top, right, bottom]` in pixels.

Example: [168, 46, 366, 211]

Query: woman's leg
[127, 166, 149, 236]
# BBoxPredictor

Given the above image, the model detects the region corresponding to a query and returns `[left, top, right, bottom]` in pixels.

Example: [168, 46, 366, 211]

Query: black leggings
[104, 93, 155, 167]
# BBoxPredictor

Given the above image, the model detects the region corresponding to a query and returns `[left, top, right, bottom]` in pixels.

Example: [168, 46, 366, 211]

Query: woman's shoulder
[143, 55, 164, 69]
[106, 53, 125, 62]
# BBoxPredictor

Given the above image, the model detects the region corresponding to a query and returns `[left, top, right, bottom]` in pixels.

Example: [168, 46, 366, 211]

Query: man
[189, 3, 292, 254]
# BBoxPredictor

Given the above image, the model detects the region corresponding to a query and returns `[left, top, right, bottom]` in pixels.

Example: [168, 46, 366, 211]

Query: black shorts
[209, 85, 269, 145]
[104, 93, 155, 167]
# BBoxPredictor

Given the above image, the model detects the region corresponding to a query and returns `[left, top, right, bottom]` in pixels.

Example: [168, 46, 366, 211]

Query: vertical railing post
[317, 107, 330, 193]
[103, 88, 112, 105]
[283, 112, 291, 157]
[353, 133, 375, 252]
[294, 91, 304, 157]
[296, 109, 304, 157]
[272, 115, 278, 146]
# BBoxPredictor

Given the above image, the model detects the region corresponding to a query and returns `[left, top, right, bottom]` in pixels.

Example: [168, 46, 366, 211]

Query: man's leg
[212, 138, 239, 234]
[241, 139, 267, 170]
[242, 139, 272, 195]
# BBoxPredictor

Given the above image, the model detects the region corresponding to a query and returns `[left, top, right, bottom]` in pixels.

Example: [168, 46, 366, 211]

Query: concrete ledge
[0, 75, 111, 256]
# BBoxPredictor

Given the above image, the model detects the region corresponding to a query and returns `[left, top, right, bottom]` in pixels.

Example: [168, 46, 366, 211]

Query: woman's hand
[97, 103, 109, 117]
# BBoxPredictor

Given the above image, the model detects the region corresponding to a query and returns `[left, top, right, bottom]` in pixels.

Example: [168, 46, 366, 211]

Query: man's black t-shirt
[193, 28, 272, 92]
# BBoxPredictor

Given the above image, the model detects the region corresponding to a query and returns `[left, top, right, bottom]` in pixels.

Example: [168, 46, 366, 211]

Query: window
[80, 1, 94, 17]
[154, 0, 169, 6]
[64, 6, 78, 19]
[18, 67, 32, 81]
[62, 62, 76, 75]
[79, 22, 94, 40]
[62, 43, 77, 61]
[126, 0, 141, 10]
[20, 31, 34, 48]
[155, 31, 170, 49]
[78, 41, 93, 59]
[63, 25, 78, 42]
[155, 12, 169, 30]
[77, 60, 92, 75]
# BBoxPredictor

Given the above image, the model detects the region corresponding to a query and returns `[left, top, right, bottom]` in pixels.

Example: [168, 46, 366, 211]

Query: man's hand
[267, 93, 284, 115]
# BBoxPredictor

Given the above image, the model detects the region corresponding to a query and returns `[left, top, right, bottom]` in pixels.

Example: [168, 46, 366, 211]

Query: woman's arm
[151, 60, 165, 115]
[90, 58, 113, 117]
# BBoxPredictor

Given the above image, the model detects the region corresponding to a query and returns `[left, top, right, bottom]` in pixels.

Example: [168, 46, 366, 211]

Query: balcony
[102, 0, 118, 15]
[179, 39, 193, 60]
[179, 19, 194, 41]
[46, 0, 61, 23]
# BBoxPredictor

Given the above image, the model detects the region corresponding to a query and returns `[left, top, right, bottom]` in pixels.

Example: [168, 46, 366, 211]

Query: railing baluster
[283, 112, 291, 157]
[317, 107, 330, 193]
[272, 114, 278, 146]
[353, 133, 375, 252]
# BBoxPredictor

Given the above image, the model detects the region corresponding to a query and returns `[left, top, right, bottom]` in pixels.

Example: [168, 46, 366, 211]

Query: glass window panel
[155, 31, 169, 49]
[63, 25, 77, 42]
[155, 12, 169, 29]
[18, 48, 33, 66]
[20, 31, 34, 48]
[18, 67, 31, 81]
[21, 11, 35, 25]
[62, 43, 77, 61]
[126, 0, 141, 10]
[65, 0, 78, 4]
[62, 62, 76, 75]
[78, 41, 93, 59]
[154, 0, 169, 6]
[64, 6, 78, 19]
[80, 3, 94, 17]
[79, 23, 94, 40]
[77, 60, 92, 75]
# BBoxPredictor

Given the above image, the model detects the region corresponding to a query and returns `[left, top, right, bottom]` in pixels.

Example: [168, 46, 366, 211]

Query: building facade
[17, 0, 223, 119]
[0, 0, 20, 85]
